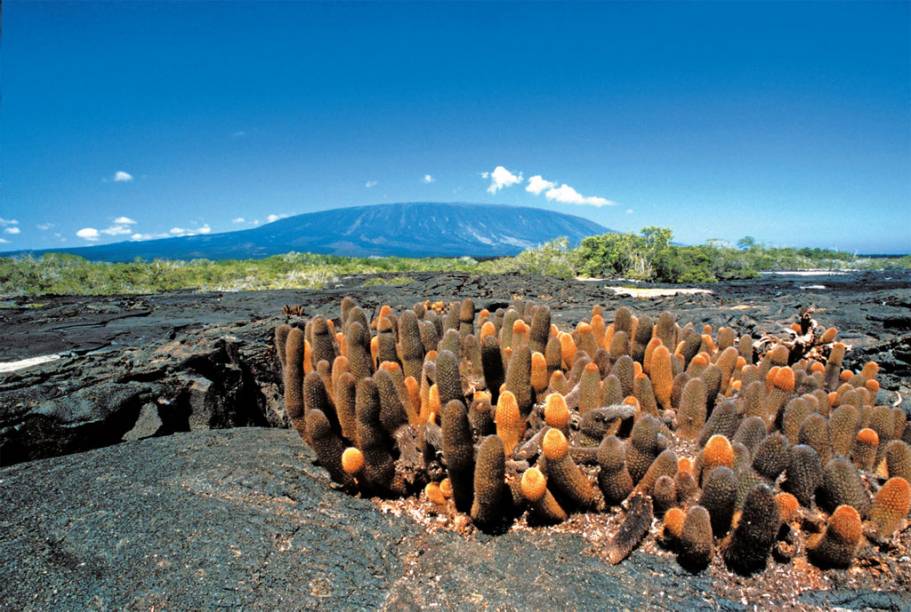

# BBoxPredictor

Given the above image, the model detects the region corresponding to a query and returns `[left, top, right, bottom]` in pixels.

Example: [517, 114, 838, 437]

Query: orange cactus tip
[701, 334, 716, 352]
[439, 478, 453, 498]
[766, 366, 780, 385]
[623, 396, 640, 408]
[730, 380, 742, 392]
[691, 353, 709, 368]
[677, 457, 695, 476]
[856, 428, 880, 446]
[341, 447, 365, 475]
[380, 361, 401, 374]
[633, 362, 643, 378]
[473, 389, 492, 403]
[542, 428, 569, 461]
[775, 492, 800, 522]
[653, 344, 671, 360]
[584, 362, 600, 374]
[479, 308, 490, 317]
[662, 507, 686, 540]
[521, 467, 548, 502]
[734, 356, 747, 369]
[379, 304, 392, 317]
[829, 505, 863, 542]
[577, 322, 592, 334]
[821, 326, 838, 343]
[503, 347, 513, 361]
[479, 321, 497, 339]
[865, 379, 880, 394]
[425, 482, 447, 506]
[773, 367, 796, 392]
[559, 333, 576, 361]
[810, 361, 826, 374]
[592, 305, 603, 317]
[425, 350, 438, 361]
[861, 361, 880, 380]
[544, 394, 570, 428]
[513, 318, 530, 334]
[429, 384, 441, 412]
[673, 341, 686, 358]
[531, 351, 549, 392]
[827, 391, 838, 407]
[549, 370, 568, 388]
[326, 318, 336, 334]
[703, 435, 734, 471]
[549, 323, 559, 337]
[840, 370, 854, 382]
[790, 322, 802, 333]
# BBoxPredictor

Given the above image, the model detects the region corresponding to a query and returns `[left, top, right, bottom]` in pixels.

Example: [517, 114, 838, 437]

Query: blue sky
[2, 1, 909, 253]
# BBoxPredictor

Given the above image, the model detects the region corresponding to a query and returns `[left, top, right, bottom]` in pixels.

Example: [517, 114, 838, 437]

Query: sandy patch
[607, 287, 712, 298]
[0, 354, 62, 373]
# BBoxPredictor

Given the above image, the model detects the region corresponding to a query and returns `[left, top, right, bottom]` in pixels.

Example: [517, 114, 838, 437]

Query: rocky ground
[1, 270, 910, 608]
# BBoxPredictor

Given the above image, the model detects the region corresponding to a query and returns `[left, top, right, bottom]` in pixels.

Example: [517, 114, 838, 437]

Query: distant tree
[736, 236, 757, 251]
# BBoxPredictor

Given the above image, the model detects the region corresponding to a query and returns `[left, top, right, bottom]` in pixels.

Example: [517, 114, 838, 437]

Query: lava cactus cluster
[274, 297, 910, 574]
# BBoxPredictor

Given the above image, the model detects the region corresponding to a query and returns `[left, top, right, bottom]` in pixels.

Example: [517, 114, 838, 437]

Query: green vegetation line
[1, 228, 907, 297]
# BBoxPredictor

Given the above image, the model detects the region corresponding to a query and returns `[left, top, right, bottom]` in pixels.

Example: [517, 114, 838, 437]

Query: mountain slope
[5, 202, 612, 261]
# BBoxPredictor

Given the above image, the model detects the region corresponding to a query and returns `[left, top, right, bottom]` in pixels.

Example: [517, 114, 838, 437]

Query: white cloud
[167, 224, 211, 238]
[37, 223, 54, 231]
[113, 171, 134, 183]
[0, 217, 18, 226]
[232, 217, 246, 224]
[100, 224, 132, 236]
[113, 216, 137, 225]
[4, 227, 21, 235]
[485, 164, 615, 207]
[130, 231, 169, 241]
[422, 174, 435, 184]
[626, 208, 634, 215]
[266, 213, 285, 223]
[543, 183, 612, 207]
[76, 227, 100, 241]
[365, 180, 378, 188]
[485, 165, 523, 193]
[0, 238, 9, 244]
[525, 175, 555, 195]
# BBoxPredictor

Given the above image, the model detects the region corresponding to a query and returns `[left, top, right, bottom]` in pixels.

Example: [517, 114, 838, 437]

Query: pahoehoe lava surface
[0, 428, 906, 609]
